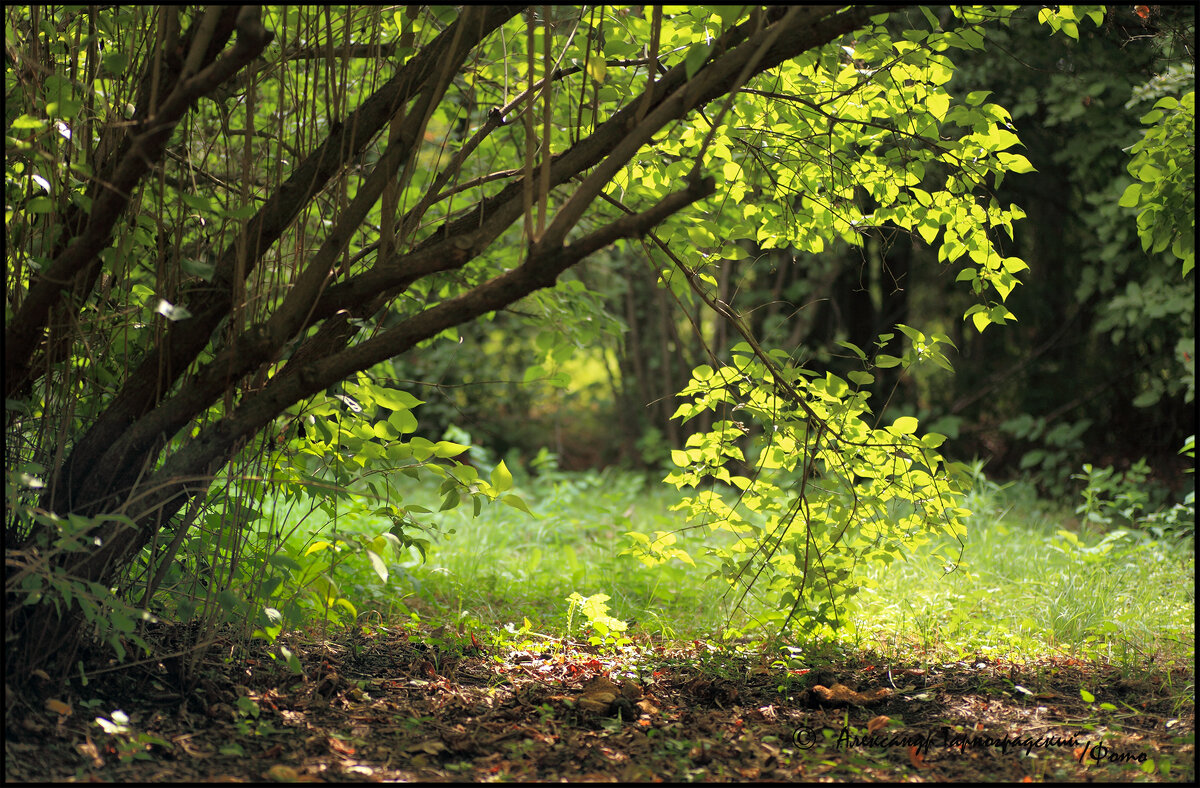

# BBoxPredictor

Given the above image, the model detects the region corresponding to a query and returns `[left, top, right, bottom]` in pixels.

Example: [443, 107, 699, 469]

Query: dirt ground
[5, 626, 1194, 782]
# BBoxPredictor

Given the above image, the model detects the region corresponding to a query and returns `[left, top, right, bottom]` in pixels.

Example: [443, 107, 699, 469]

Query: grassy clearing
[263, 464, 1194, 677]
[850, 473, 1195, 675]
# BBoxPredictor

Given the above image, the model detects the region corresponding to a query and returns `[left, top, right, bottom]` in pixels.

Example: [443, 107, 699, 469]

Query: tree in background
[6, 6, 1088, 670]
[919, 5, 1194, 494]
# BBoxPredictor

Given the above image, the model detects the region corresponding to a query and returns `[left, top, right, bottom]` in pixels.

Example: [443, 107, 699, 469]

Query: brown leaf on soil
[45, 698, 72, 716]
[328, 737, 355, 756]
[811, 683, 893, 707]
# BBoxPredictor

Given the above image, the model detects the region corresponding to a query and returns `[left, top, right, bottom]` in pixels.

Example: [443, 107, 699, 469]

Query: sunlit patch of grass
[419, 472, 766, 639]
[850, 474, 1195, 673]
[264, 466, 1193, 681]
[263, 466, 763, 640]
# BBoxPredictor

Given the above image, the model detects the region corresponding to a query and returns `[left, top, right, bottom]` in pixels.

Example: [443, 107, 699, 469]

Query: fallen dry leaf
[45, 698, 72, 716]
[328, 737, 356, 756]
[909, 745, 933, 770]
[577, 696, 612, 714]
[812, 683, 893, 707]
[577, 674, 621, 713]
[636, 698, 659, 715]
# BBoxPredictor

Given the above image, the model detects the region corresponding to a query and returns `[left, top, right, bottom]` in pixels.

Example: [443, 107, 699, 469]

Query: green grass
[261, 464, 1194, 673]
[848, 473, 1195, 672]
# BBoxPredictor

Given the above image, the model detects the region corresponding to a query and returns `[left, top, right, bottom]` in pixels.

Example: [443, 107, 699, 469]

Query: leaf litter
[5, 622, 1193, 782]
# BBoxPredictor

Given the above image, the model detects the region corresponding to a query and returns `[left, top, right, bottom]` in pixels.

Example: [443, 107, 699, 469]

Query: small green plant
[642, 331, 970, 636]
[6, 473, 156, 667]
[565, 592, 630, 648]
[1072, 459, 1153, 529]
[1142, 436, 1197, 540]
[240, 382, 535, 641]
[1072, 450, 1193, 539]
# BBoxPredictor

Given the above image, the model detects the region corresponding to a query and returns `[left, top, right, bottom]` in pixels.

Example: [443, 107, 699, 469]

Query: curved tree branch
[49, 6, 523, 513]
[71, 176, 716, 581]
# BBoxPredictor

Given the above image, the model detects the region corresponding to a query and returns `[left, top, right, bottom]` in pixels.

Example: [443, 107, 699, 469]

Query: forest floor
[5, 623, 1194, 783]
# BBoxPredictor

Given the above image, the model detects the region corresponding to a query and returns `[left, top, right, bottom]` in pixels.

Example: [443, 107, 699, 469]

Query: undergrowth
[261, 455, 1194, 680]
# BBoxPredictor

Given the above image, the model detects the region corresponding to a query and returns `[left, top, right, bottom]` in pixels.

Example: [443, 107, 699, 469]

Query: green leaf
[1118, 183, 1142, 208]
[11, 114, 47, 130]
[373, 388, 423, 410]
[101, 52, 130, 76]
[181, 258, 215, 281]
[46, 99, 81, 119]
[927, 92, 950, 121]
[388, 409, 418, 434]
[996, 152, 1034, 173]
[432, 441, 470, 459]
[848, 370, 874, 386]
[491, 460, 513, 492]
[921, 432, 946, 448]
[280, 646, 305, 675]
[684, 42, 713, 81]
[834, 340, 867, 360]
[715, 6, 745, 30]
[502, 494, 534, 516]
[890, 416, 919, 435]
[1132, 390, 1160, 407]
[586, 58, 606, 84]
[181, 193, 215, 212]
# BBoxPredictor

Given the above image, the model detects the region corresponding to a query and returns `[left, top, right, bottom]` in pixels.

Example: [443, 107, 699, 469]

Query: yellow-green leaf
[586, 58, 606, 84]
[502, 494, 534, 516]
[366, 549, 388, 583]
[432, 440, 470, 458]
[1118, 183, 1142, 208]
[491, 460, 513, 492]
